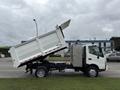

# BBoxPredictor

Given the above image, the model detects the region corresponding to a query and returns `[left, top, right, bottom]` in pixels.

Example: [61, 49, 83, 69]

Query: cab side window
[89, 46, 104, 57]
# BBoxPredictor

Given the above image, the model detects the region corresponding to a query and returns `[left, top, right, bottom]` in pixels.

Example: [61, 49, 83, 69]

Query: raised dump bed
[9, 20, 71, 68]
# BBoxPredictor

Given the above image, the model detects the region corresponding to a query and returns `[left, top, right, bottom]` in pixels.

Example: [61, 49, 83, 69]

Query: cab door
[86, 45, 106, 70]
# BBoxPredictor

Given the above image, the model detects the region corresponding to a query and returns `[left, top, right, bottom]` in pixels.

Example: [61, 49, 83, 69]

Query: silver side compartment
[71, 44, 83, 67]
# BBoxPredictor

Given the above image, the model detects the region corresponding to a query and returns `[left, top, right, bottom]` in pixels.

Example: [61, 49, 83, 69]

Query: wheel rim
[37, 69, 45, 77]
[89, 69, 97, 77]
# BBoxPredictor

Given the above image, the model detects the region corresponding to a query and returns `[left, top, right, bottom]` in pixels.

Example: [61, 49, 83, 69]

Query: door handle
[88, 58, 92, 60]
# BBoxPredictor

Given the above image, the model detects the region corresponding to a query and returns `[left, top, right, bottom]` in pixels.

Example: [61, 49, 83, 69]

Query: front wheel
[35, 66, 48, 78]
[86, 66, 98, 77]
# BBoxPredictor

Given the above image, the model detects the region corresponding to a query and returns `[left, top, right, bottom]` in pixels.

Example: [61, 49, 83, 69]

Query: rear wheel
[86, 66, 98, 77]
[35, 66, 48, 78]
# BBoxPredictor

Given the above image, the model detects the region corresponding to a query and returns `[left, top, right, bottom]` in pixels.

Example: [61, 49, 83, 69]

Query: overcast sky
[0, 0, 120, 46]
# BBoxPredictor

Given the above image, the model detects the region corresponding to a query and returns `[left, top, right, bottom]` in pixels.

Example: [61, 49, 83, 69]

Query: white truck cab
[86, 45, 107, 70]
[71, 44, 107, 77]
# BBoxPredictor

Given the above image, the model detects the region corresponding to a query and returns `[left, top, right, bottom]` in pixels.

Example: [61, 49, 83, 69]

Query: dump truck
[9, 20, 107, 77]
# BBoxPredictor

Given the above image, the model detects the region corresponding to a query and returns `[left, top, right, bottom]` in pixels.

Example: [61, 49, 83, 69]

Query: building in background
[110, 37, 120, 51]
[66, 40, 111, 52]
[55, 40, 111, 57]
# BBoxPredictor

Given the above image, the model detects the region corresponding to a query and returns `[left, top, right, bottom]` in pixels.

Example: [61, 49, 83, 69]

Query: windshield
[88, 46, 104, 57]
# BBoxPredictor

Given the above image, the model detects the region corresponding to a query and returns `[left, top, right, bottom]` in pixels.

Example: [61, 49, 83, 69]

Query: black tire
[86, 66, 98, 77]
[35, 66, 48, 78]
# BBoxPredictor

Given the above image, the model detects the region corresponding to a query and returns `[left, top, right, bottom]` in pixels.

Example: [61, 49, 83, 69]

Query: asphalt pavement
[0, 58, 120, 78]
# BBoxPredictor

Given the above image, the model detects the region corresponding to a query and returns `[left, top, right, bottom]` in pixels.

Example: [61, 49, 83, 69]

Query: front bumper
[99, 65, 108, 72]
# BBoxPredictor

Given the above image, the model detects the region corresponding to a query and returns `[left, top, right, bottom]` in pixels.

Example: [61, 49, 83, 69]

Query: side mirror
[97, 55, 99, 59]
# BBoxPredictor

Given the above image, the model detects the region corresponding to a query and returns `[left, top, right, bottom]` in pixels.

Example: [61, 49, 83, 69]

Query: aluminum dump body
[9, 20, 71, 68]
